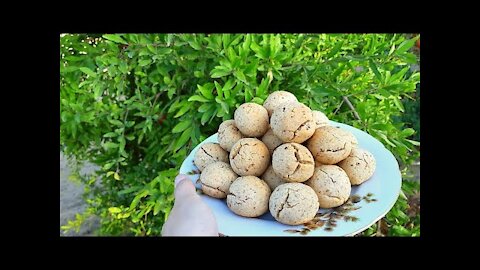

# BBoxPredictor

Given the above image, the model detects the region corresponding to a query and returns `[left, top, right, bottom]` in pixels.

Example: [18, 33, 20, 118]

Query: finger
[174, 174, 196, 199]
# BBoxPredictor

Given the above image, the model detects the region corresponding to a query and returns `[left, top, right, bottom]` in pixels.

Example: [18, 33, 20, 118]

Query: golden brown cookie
[269, 183, 319, 225]
[218, 120, 245, 152]
[305, 165, 351, 208]
[263, 91, 298, 117]
[312, 110, 330, 128]
[261, 128, 283, 155]
[200, 162, 238, 199]
[234, 103, 269, 137]
[227, 176, 271, 217]
[306, 126, 352, 164]
[272, 143, 315, 182]
[338, 148, 376, 185]
[229, 138, 270, 176]
[270, 102, 315, 143]
[261, 165, 287, 191]
[194, 143, 229, 171]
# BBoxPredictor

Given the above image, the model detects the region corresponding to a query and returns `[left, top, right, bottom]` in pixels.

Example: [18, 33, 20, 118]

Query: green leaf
[197, 84, 214, 99]
[210, 67, 232, 78]
[104, 142, 119, 149]
[234, 70, 247, 83]
[401, 128, 415, 137]
[109, 119, 123, 126]
[187, 95, 209, 102]
[172, 121, 191, 133]
[368, 60, 382, 83]
[201, 108, 216, 125]
[79, 67, 97, 78]
[215, 97, 229, 113]
[118, 186, 142, 195]
[251, 97, 264, 105]
[114, 172, 121, 180]
[406, 139, 420, 146]
[392, 96, 405, 112]
[103, 132, 118, 138]
[174, 127, 192, 151]
[147, 44, 156, 54]
[326, 41, 344, 58]
[106, 171, 115, 177]
[198, 103, 212, 113]
[401, 53, 417, 64]
[153, 199, 162, 215]
[396, 36, 419, 55]
[174, 105, 190, 118]
[102, 34, 128, 45]
[108, 207, 122, 214]
[130, 190, 149, 209]
[139, 59, 152, 66]
[390, 67, 409, 83]
[214, 81, 223, 98]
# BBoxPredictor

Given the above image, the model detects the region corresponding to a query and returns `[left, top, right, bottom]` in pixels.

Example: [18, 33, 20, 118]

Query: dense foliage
[60, 33, 420, 236]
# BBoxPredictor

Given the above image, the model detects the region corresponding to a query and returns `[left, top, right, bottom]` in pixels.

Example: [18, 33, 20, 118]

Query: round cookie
[270, 102, 315, 143]
[261, 128, 284, 155]
[261, 165, 287, 191]
[263, 91, 298, 117]
[305, 165, 351, 208]
[335, 127, 358, 147]
[272, 143, 315, 182]
[227, 176, 271, 217]
[194, 142, 229, 171]
[218, 120, 245, 152]
[312, 110, 330, 128]
[234, 103, 269, 137]
[338, 148, 376, 185]
[200, 162, 238, 199]
[306, 126, 352, 165]
[229, 138, 270, 176]
[269, 183, 319, 225]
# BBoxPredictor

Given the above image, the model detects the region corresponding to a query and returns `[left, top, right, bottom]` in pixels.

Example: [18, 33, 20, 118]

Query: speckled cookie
[338, 148, 376, 185]
[312, 110, 330, 128]
[194, 143, 229, 171]
[306, 126, 352, 165]
[229, 138, 270, 176]
[335, 127, 358, 147]
[269, 183, 319, 225]
[200, 162, 238, 199]
[261, 129, 284, 155]
[227, 176, 271, 217]
[234, 103, 269, 137]
[272, 143, 315, 182]
[270, 102, 315, 143]
[263, 91, 298, 117]
[261, 165, 287, 191]
[305, 165, 351, 208]
[218, 120, 245, 152]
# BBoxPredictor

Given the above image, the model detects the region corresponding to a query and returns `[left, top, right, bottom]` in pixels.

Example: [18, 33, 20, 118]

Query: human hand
[161, 174, 219, 236]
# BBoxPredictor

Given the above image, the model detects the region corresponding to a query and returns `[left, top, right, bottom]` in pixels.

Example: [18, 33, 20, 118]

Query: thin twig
[342, 96, 361, 121]
[376, 219, 383, 237]
[333, 99, 345, 115]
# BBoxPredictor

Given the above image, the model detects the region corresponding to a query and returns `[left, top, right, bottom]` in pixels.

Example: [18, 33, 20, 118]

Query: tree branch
[342, 96, 361, 121]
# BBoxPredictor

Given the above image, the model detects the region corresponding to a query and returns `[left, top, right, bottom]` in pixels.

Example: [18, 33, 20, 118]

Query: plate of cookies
[180, 91, 402, 236]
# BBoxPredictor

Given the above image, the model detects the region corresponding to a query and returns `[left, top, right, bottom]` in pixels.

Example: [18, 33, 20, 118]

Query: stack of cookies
[193, 91, 376, 226]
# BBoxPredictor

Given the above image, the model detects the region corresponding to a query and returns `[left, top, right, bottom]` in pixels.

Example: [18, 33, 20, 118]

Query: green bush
[60, 33, 420, 236]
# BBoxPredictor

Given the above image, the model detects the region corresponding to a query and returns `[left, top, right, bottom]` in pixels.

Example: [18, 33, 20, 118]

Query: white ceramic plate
[179, 121, 401, 236]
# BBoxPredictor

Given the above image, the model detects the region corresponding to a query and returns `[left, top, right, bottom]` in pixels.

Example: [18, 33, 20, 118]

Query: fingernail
[174, 174, 189, 187]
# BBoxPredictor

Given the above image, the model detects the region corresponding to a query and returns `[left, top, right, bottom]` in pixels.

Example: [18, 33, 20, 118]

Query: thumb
[174, 174, 197, 200]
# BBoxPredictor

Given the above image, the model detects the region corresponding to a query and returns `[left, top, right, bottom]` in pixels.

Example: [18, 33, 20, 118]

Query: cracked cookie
[269, 183, 319, 225]
[229, 138, 270, 176]
[306, 126, 352, 164]
[272, 143, 315, 182]
[338, 148, 376, 185]
[261, 128, 284, 155]
[200, 161, 238, 199]
[312, 110, 330, 128]
[227, 176, 271, 217]
[263, 91, 298, 117]
[270, 102, 315, 143]
[234, 102, 269, 137]
[194, 142, 229, 171]
[335, 127, 358, 147]
[305, 165, 351, 208]
[261, 165, 287, 191]
[218, 120, 245, 152]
